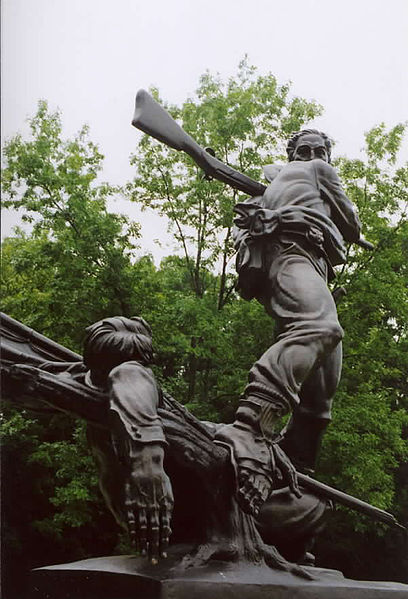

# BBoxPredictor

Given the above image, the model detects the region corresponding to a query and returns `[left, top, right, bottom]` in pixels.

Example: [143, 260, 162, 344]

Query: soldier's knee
[321, 321, 344, 347]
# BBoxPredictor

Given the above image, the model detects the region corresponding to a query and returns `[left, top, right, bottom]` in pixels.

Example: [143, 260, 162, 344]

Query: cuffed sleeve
[108, 361, 167, 446]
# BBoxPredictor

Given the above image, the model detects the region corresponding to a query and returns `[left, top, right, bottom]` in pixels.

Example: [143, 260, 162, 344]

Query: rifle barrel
[298, 473, 406, 531]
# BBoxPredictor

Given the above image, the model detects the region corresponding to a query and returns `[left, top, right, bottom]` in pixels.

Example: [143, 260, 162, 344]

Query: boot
[235, 394, 288, 441]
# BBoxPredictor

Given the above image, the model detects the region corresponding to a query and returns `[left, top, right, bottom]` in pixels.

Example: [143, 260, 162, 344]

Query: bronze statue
[2, 313, 328, 574]
[2, 310, 402, 577]
[2, 91, 406, 597]
[131, 92, 375, 523]
[214, 129, 363, 515]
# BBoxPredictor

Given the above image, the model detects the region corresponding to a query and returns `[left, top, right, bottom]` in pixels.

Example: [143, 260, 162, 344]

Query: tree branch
[155, 162, 195, 287]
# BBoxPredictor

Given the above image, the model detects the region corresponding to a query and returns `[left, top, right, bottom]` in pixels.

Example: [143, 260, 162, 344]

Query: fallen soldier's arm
[3, 359, 174, 563]
[106, 361, 174, 563]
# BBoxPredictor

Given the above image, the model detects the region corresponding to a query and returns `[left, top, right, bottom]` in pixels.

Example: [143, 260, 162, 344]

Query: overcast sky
[2, 0, 408, 259]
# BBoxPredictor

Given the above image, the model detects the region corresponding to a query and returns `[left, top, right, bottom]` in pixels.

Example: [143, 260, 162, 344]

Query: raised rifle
[131, 89, 266, 197]
[132, 90, 374, 251]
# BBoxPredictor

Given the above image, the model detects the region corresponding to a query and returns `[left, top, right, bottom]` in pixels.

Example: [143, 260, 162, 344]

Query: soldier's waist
[278, 224, 325, 248]
[266, 229, 334, 281]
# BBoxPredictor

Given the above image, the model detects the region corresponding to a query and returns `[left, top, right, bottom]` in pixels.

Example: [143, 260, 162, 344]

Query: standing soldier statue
[215, 129, 365, 515]
[132, 91, 374, 520]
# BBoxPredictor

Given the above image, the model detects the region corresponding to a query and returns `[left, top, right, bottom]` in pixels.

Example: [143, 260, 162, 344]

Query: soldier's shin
[236, 395, 289, 441]
[278, 412, 330, 473]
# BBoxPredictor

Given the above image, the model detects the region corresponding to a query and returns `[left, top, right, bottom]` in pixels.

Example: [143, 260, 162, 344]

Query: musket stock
[132, 90, 266, 197]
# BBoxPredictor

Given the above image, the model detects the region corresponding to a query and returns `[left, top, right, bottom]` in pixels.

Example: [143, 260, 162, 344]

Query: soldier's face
[293, 134, 328, 162]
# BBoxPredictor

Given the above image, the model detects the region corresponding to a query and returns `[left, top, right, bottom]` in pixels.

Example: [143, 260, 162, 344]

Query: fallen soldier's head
[83, 316, 153, 384]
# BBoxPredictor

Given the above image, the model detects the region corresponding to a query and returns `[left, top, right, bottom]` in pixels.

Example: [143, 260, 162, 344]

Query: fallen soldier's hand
[124, 444, 174, 563]
[215, 423, 301, 517]
[236, 466, 272, 516]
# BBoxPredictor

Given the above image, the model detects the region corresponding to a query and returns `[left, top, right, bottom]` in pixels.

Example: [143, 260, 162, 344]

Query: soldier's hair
[83, 316, 153, 375]
[286, 129, 332, 163]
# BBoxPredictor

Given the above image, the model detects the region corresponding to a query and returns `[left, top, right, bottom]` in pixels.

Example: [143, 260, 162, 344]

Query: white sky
[2, 0, 408, 259]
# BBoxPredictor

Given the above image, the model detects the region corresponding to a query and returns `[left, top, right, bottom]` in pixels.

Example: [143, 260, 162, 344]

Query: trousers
[245, 239, 343, 424]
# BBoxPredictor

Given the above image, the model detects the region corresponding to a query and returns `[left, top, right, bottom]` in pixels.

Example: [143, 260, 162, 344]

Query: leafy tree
[1, 102, 145, 597]
[144, 256, 273, 419]
[1, 407, 121, 598]
[315, 124, 408, 580]
[1, 100, 141, 348]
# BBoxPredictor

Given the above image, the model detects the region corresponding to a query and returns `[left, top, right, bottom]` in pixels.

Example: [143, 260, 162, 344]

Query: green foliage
[29, 423, 99, 533]
[142, 256, 273, 420]
[1, 408, 100, 538]
[1, 103, 145, 595]
[316, 125, 408, 554]
[1, 405, 119, 599]
[1, 101, 141, 349]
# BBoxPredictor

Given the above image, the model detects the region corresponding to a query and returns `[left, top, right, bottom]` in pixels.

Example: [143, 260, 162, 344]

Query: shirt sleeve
[108, 361, 167, 445]
[315, 160, 361, 243]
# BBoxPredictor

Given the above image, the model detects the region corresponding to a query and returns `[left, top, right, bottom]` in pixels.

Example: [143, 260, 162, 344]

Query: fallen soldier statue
[1, 312, 403, 582]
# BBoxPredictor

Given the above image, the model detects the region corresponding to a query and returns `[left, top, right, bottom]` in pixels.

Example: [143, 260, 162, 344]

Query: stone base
[30, 546, 408, 599]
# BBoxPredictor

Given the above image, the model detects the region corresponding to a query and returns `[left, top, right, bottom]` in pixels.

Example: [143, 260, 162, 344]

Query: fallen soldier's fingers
[249, 493, 263, 516]
[238, 485, 251, 511]
[148, 509, 160, 564]
[126, 508, 137, 547]
[138, 508, 148, 556]
[239, 478, 260, 514]
[124, 480, 139, 548]
[160, 507, 172, 558]
[249, 477, 269, 515]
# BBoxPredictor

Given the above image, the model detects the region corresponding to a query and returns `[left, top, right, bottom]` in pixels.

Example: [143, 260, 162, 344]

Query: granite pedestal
[31, 545, 408, 599]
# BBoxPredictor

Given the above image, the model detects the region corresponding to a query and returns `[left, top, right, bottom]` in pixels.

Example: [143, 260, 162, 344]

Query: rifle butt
[131, 90, 267, 197]
[132, 89, 200, 155]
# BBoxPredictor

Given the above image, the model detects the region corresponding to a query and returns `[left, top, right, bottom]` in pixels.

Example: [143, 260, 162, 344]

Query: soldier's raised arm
[314, 159, 362, 243]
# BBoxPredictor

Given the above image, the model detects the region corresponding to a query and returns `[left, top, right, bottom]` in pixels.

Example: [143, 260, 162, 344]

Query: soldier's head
[286, 129, 332, 163]
[83, 316, 153, 384]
